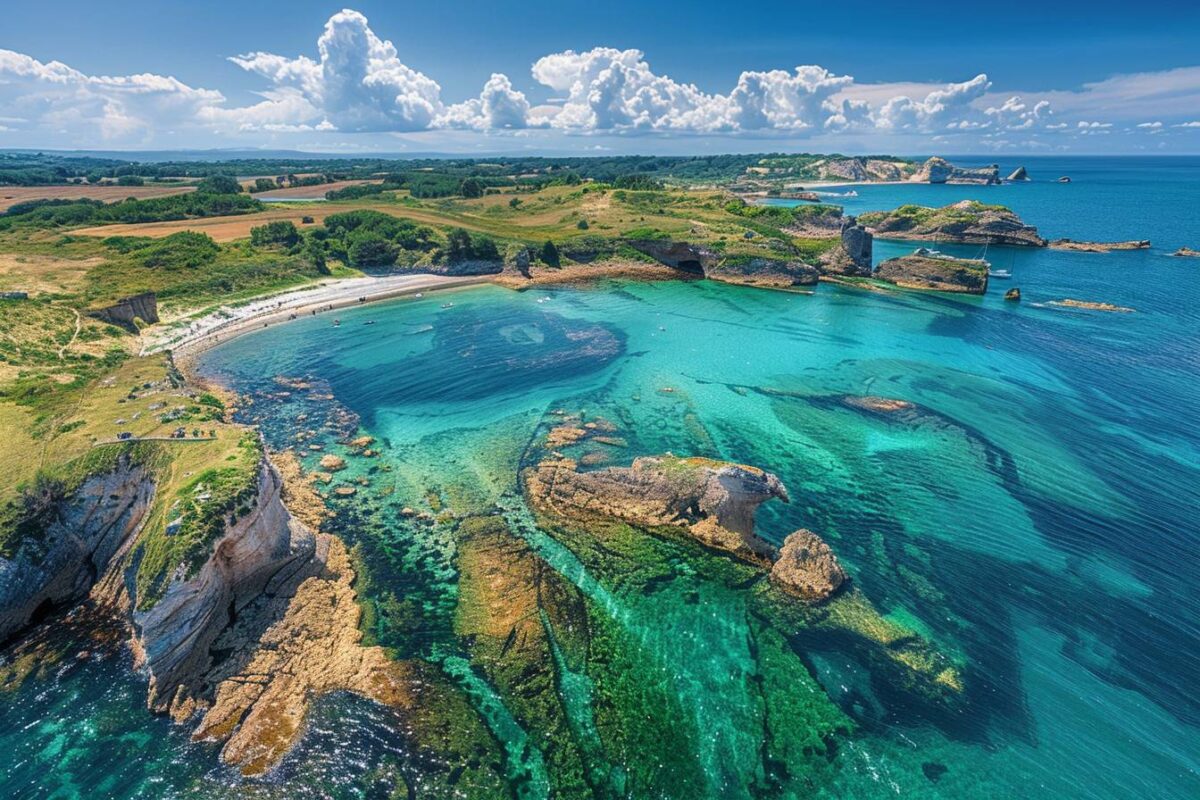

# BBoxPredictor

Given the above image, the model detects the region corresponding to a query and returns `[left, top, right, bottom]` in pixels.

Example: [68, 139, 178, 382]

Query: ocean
[3, 156, 1198, 799]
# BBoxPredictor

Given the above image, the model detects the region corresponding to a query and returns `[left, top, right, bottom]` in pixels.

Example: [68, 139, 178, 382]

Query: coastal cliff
[875, 251, 990, 294]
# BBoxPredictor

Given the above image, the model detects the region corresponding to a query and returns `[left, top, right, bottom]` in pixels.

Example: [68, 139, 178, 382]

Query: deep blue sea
[2, 156, 1198, 799]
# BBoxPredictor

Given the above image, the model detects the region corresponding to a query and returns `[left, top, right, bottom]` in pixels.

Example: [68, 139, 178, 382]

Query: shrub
[348, 232, 398, 268]
[195, 174, 242, 195]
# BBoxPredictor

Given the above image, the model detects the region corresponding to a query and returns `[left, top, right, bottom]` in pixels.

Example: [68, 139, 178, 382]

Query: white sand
[143, 273, 493, 358]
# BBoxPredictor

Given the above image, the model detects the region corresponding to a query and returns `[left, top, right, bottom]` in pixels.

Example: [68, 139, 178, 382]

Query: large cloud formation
[2, 8, 1199, 148]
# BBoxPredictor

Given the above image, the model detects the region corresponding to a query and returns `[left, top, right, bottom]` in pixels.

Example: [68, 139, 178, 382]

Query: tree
[539, 239, 561, 268]
[508, 197, 522, 209]
[250, 178, 277, 193]
[577, 219, 589, 230]
[348, 233, 398, 268]
[250, 220, 299, 248]
[195, 174, 242, 194]
[117, 175, 145, 186]
[459, 177, 484, 198]
[446, 227, 473, 262]
[305, 240, 330, 275]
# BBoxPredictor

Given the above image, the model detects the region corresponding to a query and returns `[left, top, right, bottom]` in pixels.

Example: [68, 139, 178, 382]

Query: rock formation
[874, 251, 989, 294]
[1005, 287, 1021, 301]
[815, 157, 913, 182]
[525, 455, 789, 567]
[1171, 247, 1199, 258]
[706, 257, 820, 288]
[1048, 239, 1151, 252]
[89, 292, 159, 332]
[1047, 298, 1135, 313]
[626, 240, 718, 274]
[769, 529, 847, 602]
[1006, 166, 1029, 181]
[860, 200, 1046, 247]
[0, 454, 155, 643]
[819, 215, 874, 276]
[909, 157, 1000, 185]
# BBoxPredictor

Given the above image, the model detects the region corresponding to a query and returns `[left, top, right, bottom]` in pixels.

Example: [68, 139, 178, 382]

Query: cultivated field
[0, 184, 195, 212]
[254, 179, 378, 199]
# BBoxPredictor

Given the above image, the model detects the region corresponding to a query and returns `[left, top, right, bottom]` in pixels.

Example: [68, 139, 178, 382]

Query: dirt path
[58, 308, 82, 360]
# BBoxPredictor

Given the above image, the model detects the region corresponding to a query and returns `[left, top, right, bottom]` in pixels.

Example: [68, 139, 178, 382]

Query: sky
[2, 1, 1199, 155]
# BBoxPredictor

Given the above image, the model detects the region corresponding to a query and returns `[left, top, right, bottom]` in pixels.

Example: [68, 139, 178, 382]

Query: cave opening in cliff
[676, 259, 703, 274]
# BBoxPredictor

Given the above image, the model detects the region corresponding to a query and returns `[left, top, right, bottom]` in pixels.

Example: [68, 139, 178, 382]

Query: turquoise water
[3, 157, 1199, 798]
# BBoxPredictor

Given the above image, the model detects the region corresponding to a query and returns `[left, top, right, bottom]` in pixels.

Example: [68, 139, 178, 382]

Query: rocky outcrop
[707, 258, 819, 288]
[1048, 239, 1151, 252]
[1006, 166, 1029, 181]
[819, 216, 873, 276]
[133, 460, 315, 713]
[0, 455, 155, 644]
[909, 157, 1000, 185]
[1172, 247, 1199, 258]
[859, 200, 1047, 247]
[875, 251, 989, 294]
[90, 292, 159, 332]
[188, 534, 416, 775]
[525, 455, 788, 567]
[769, 529, 847, 602]
[1005, 287, 1021, 301]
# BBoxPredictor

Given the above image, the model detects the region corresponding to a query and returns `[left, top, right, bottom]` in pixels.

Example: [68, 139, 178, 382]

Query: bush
[250, 178, 277, 193]
[131, 231, 220, 269]
[250, 220, 300, 248]
[117, 175, 145, 186]
[577, 219, 589, 230]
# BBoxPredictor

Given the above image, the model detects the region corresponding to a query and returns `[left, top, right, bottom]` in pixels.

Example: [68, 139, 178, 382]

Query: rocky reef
[860, 201, 1047, 247]
[1172, 247, 1200, 258]
[875, 250, 990, 294]
[1048, 239, 1151, 252]
[525, 455, 789, 567]
[1046, 298, 1136, 313]
[909, 157, 1000, 185]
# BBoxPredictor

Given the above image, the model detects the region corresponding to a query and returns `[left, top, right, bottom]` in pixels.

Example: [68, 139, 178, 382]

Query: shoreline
[146, 273, 493, 363]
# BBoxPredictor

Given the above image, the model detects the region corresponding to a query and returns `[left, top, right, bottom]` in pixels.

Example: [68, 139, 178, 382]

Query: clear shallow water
[3, 157, 1199, 799]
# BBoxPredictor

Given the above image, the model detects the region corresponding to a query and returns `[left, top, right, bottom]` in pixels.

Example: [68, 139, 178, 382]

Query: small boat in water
[988, 269, 1012, 279]
[441, 302, 454, 309]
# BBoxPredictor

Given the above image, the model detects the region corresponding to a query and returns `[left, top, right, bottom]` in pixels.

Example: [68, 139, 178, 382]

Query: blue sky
[2, 1, 1199, 154]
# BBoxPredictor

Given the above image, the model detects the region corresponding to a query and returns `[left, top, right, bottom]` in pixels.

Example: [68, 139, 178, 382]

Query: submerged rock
[1005, 287, 1022, 302]
[1047, 298, 1135, 313]
[1048, 239, 1151, 252]
[770, 529, 848, 602]
[318, 454, 346, 471]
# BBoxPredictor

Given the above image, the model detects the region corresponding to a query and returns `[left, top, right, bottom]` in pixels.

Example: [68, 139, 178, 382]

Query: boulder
[318, 454, 346, 471]
[1006, 166, 1029, 181]
[769, 529, 848, 603]
[1005, 287, 1021, 301]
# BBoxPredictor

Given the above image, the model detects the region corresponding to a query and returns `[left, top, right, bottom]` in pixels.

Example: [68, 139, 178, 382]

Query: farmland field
[0, 183, 195, 212]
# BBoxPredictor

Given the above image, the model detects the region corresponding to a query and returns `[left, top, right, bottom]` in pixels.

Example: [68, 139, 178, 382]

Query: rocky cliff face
[131, 460, 315, 714]
[89, 292, 159, 332]
[0, 456, 155, 644]
[816, 157, 912, 182]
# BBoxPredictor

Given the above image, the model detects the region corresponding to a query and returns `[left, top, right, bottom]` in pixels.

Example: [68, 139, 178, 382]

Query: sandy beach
[145, 272, 492, 359]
